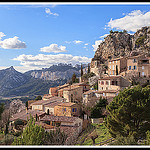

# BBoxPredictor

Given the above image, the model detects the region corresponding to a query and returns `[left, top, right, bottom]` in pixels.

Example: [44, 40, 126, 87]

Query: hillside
[0, 66, 67, 97]
[94, 26, 150, 61]
[24, 63, 88, 81]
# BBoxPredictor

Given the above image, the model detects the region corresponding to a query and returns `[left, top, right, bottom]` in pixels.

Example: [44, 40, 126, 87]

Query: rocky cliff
[24, 63, 88, 81]
[94, 26, 150, 61]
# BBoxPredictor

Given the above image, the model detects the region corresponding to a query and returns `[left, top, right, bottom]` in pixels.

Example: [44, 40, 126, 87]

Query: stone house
[61, 85, 83, 103]
[40, 115, 83, 135]
[82, 90, 99, 105]
[138, 57, 150, 78]
[98, 75, 131, 91]
[126, 54, 146, 76]
[107, 57, 127, 76]
[42, 94, 53, 101]
[54, 102, 80, 117]
[49, 83, 70, 97]
[30, 96, 65, 112]
[9, 109, 46, 131]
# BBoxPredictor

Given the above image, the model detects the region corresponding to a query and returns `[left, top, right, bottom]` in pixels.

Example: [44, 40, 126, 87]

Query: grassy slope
[81, 123, 112, 145]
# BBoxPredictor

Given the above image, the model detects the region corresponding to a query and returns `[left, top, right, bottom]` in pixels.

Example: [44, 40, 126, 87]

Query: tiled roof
[44, 101, 62, 108]
[95, 90, 119, 93]
[10, 109, 46, 121]
[30, 96, 65, 106]
[40, 115, 79, 123]
[109, 57, 125, 62]
[98, 75, 122, 80]
[57, 102, 76, 107]
[83, 90, 96, 95]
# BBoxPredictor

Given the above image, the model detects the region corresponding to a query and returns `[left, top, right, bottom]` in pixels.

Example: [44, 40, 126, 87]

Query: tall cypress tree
[88, 63, 90, 74]
[81, 64, 83, 77]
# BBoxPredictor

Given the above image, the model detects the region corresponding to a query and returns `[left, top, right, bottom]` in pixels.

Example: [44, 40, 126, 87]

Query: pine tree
[105, 85, 150, 141]
[12, 115, 45, 145]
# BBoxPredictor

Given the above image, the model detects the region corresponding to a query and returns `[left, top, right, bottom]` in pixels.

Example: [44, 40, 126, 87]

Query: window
[133, 65, 137, 70]
[113, 70, 115, 75]
[133, 59, 137, 63]
[52, 121, 55, 126]
[142, 72, 145, 76]
[129, 66, 131, 70]
[72, 108, 77, 112]
[116, 81, 118, 85]
[110, 71, 111, 75]
[101, 81, 104, 85]
[62, 108, 66, 111]
[113, 65, 114, 70]
[112, 81, 115, 85]
[113, 61, 114, 64]
[110, 66, 111, 69]
[142, 66, 144, 69]
[106, 81, 109, 85]
[110, 61, 111, 64]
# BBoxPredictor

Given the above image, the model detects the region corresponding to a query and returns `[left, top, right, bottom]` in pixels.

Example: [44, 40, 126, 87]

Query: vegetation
[12, 115, 67, 145]
[3, 78, 67, 97]
[71, 73, 79, 84]
[135, 34, 146, 47]
[90, 97, 108, 118]
[81, 64, 83, 77]
[82, 123, 112, 145]
[109, 135, 137, 145]
[35, 95, 42, 100]
[105, 85, 150, 141]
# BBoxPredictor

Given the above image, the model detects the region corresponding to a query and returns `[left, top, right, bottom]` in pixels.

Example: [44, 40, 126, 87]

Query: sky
[0, 2, 150, 72]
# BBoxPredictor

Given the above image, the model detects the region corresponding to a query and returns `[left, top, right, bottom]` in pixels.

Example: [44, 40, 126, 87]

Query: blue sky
[0, 2, 150, 72]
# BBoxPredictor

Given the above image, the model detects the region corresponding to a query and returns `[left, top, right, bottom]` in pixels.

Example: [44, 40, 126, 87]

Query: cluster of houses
[9, 52, 150, 145]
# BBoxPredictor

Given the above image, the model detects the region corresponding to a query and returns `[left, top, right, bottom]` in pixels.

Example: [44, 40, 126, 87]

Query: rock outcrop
[94, 26, 150, 61]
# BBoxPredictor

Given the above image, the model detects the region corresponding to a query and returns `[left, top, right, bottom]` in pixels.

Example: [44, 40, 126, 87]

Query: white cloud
[0, 32, 6, 39]
[99, 34, 109, 39]
[107, 10, 150, 32]
[73, 40, 83, 44]
[65, 41, 71, 44]
[45, 8, 59, 16]
[92, 40, 103, 51]
[13, 54, 92, 69]
[0, 36, 26, 49]
[40, 44, 67, 53]
[84, 43, 88, 46]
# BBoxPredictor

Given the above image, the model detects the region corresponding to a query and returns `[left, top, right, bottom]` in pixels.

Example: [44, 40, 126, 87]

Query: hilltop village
[9, 49, 150, 145]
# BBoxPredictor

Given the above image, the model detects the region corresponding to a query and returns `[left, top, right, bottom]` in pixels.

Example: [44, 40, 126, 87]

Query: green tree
[110, 135, 137, 145]
[105, 85, 150, 141]
[12, 115, 68, 145]
[88, 63, 90, 74]
[145, 130, 150, 145]
[0, 103, 4, 120]
[72, 73, 77, 83]
[35, 95, 42, 101]
[12, 115, 45, 145]
[44, 128, 68, 145]
[90, 97, 108, 118]
[81, 64, 83, 77]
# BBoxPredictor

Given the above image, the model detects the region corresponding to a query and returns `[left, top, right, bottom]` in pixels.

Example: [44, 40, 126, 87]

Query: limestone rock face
[94, 26, 150, 61]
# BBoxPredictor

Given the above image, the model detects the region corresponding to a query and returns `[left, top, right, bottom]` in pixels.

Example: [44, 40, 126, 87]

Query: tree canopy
[90, 97, 108, 118]
[105, 85, 150, 141]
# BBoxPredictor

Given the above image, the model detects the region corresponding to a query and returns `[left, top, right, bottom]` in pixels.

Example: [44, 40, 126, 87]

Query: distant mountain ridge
[0, 66, 67, 97]
[24, 63, 88, 81]
[0, 63, 88, 97]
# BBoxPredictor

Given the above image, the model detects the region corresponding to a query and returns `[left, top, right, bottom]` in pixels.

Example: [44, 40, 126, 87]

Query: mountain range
[0, 64, 87, 97]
